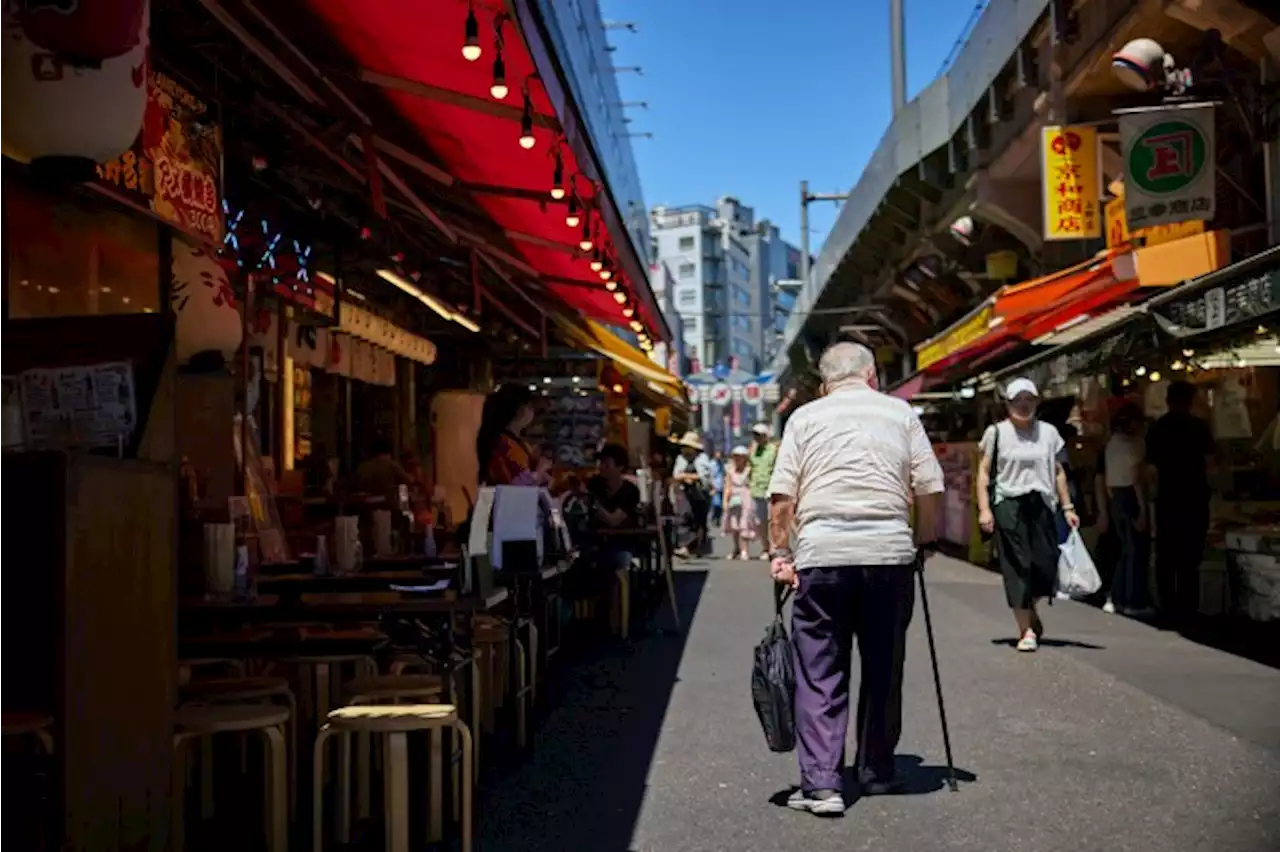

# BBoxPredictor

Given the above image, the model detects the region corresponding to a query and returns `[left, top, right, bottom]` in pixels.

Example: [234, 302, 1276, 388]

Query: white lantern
[1, 2, 150, 174]
[172, 238, 243, 367]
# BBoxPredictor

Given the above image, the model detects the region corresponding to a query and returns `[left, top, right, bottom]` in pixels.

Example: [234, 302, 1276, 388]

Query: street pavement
[479, 546, 1280, 852]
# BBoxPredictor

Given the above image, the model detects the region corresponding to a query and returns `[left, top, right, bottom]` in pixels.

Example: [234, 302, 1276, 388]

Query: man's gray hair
[817, 341, 876, 384]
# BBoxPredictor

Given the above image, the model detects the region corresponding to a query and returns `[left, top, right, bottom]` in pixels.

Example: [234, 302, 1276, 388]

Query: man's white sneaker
[1102, 600, 1116, 614]
[787, 788, 846, 817]
[1016, 630, 1038, 652]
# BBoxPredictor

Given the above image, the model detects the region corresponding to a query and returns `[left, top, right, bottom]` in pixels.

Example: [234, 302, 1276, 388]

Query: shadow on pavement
[477, 568, 709, 852]
[989, 637, 1106, 649]
[767, 754, 978, 807]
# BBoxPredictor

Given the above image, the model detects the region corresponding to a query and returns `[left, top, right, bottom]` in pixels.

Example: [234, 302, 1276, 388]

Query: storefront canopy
[914, 248, 1140, 376]
[300, 0, 665, 340]
[551, 314, 685, 401]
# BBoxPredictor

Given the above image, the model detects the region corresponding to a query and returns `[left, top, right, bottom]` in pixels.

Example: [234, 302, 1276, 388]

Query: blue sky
[601, 0, 983, 252]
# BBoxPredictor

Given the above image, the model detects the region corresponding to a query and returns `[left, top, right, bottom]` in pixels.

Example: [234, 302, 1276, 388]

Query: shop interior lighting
[1148, 371, 1162, 382]
[377, 268, 478, 332]
[518, 87, 536, 149]
[565, 195, 581, 228]
[1134, 365, 1147, 377]
[611, 383, 624, 394]
[1171, 360, 1185, 371]
[550, 152, 565, 200]
[462, 3, 482, 61]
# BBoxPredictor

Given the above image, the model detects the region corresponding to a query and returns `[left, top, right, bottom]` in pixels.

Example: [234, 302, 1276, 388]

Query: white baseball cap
[751, 423, 770, 435]
[1004, 377, 1039, 400]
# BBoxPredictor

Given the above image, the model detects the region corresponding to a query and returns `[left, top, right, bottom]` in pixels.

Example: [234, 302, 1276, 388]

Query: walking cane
[915, 549, 959, 792]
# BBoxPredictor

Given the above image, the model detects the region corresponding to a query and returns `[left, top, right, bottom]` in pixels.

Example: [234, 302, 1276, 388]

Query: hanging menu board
[529, 391, 606, 469]
[17, 361, 137, 451]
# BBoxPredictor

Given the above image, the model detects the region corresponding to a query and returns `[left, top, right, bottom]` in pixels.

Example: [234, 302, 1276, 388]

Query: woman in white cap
[722, 445, 758, 559]
[976, 377, 1079, 651]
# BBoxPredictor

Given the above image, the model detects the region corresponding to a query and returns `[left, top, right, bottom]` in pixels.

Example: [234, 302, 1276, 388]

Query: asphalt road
[479, 549, 1280, 852]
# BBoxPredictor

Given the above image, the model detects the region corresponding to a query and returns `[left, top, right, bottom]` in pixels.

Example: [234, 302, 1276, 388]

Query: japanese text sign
[1119, 104, 1215, 230]
[96, 71, 223, 243]
[1041, 125, 1102, 241]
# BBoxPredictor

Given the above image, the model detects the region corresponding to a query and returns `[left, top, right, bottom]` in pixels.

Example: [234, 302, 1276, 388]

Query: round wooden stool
[173, 704, 290, 852]
[473, 622, 529, 751]
[180, 677, 298, 815]
[313, 705, 473, 852]
[386, 655, 484, 788]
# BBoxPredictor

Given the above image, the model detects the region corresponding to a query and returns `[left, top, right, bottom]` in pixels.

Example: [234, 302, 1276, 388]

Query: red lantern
[171, 238, 243, 366]
[2, 2, 149, 173]
[21, 0, 147, 67]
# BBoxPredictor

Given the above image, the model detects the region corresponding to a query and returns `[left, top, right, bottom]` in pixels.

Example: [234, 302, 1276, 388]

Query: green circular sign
[1126, 119, 1207, 196]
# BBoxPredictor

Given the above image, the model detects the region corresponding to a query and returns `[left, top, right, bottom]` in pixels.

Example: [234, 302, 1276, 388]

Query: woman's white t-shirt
[979, 420, 1064, 506]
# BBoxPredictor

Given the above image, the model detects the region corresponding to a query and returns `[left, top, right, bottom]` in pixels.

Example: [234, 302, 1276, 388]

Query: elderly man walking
[768, 342, 944, 816]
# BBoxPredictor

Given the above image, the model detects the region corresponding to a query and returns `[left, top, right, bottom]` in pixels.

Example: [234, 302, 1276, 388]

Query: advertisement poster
[96, 70, 223, 243]
[19, 361, 137, 451]
[1041, 125, 1102, 240]
[1119, 104, 1215, 230]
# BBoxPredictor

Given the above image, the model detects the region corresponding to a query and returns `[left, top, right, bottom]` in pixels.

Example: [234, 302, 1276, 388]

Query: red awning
[299, 0, 663, 338]
[889, 373, 926, 400]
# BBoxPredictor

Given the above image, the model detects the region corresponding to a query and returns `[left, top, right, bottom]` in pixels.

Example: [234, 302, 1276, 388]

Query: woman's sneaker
[787, 788, 846, 817]
[1102, 599, 1116, 614]
[1016, 630, 1039, 652]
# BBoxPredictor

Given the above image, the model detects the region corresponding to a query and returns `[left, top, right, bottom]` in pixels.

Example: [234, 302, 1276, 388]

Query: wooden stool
[172, 704, 289, 852]
[342, 674, 446, 837]
[473, 623, 530, 751]
[612, 566, 631, 640]
[313, 705, 473, 852]
[2, 712, 54, 754]
[178, 658, 247, 686]
[388, 655, 484, 785]
[180, 677, 298, 815]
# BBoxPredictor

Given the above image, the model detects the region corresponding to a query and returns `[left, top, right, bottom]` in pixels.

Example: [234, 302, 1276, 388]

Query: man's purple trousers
[791, 563, 916, 792]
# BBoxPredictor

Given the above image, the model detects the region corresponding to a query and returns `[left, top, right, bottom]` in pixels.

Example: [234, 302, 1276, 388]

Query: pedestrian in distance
[976, 378, 1080, 652]
[722, 445, 758, 559]
[748, 422, 779, 560]
[767, 342, 944, 817]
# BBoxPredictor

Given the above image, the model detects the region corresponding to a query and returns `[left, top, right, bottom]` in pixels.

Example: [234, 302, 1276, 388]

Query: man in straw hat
[767, 342, 943, 815]
[673, 431, 714, 557]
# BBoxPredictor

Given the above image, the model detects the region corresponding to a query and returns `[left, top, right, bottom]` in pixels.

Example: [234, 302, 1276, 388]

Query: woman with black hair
[476, 383, 550, 487]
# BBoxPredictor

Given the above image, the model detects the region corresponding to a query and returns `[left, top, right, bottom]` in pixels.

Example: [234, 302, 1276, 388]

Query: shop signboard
[96, 70, 223, 243]
[710, 383, 731, 406]
[1153, 265, 1280, 335]
[1041, 125, 1102, 241]
[1118, 104, 1215, 230]
[916, 305, 993, 371]
[1105, 195, 1205, 250]
[741, 382, 761, 405]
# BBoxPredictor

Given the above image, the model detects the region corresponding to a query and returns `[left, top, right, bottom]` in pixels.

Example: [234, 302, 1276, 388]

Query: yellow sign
[916, 305, 993, 371]
[654, 407, 671, 437]
[1106, 195, 1205, 249]
[1042, 126, 1102, 241]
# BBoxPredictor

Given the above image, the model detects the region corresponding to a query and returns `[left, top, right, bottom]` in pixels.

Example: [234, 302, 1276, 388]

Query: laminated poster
[19, 361, 137, 451]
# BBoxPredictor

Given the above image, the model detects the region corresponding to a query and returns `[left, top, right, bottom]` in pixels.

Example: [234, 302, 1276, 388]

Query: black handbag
[751, 583, 797, 753]
[980, 424, 1000, 542]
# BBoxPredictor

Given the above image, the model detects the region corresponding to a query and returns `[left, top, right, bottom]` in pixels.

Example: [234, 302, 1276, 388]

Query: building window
[731, 315, 751, 332]
[6, 180, 161, 319]
[680, 316, 698, 333]
[678, 235, 695, 251]
[678, 288, 697, 306]
[678, 263, 696, 279]
[731, 284, 751, 308]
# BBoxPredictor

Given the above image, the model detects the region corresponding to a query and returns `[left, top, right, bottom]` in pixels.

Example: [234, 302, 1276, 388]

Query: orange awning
[993, 248, 1131, 322]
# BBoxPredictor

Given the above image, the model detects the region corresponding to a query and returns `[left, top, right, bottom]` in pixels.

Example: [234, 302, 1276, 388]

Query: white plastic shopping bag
[1057, 530, 1102, 597]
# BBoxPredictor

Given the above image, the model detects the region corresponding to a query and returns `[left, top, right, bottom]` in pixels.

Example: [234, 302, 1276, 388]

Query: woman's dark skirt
[993, 492, 1060, 609]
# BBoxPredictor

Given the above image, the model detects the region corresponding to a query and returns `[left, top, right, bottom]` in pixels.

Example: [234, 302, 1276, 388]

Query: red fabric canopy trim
[301, 0, 661, 336]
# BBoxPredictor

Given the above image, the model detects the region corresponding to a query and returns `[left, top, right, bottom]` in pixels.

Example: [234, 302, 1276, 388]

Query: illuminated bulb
[490, 55, 508, 100]
[579, 221, 593, 252]
[518, 92, 536, 149]
[600, 268, 612, 281]
[551, 158, 565, 199]
[565, 195, 580, 228]
[613, 291, 627, 305]
[590, 256, 603, 272]
[1182, 348, 1195, 357]
[612, 384, 624, 394]
[462, 5, 482, 60]
[1134, 365, 1147, 377]
[1171, 360, 1185, 371]
[622, 307, 634, 317]
[1149, 371, 1161, 382]
[605, 279, 618, 291]
[629, 320, 643, 332]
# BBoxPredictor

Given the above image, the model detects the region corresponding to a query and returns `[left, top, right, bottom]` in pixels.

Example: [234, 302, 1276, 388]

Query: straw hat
[676, 431, 703, 450]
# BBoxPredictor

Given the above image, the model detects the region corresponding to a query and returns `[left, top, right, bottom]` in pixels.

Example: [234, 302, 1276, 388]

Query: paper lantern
[1, 1, 149, 175]
[171, 238, 243, 366]
[21, 0, 147, 66]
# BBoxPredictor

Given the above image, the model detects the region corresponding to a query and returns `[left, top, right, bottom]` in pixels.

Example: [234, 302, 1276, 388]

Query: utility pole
[890, 0, 906, 115]
[799, 181, 849, 300]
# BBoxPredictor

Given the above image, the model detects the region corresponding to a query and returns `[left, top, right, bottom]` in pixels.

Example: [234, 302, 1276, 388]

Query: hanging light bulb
[518, 88, 536, 149]
[605, 276, 618, 290]
[550, 152, 565, 200]
[613, 290, 628, 305]
[589, 246, 603, 272]
[491, 54, 508, 99]
[462, 3, 482, 61]
[622, 306, 635, 318]
[629, 320, 643, 332]
[579, 217, 594, 252]
[565, 195, 581, 228]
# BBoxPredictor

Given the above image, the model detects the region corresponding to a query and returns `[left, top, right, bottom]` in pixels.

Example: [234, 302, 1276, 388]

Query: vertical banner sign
[1119, 104, 1215, 229]
[1042, 125, 1102, 240]
[1105, 197, 1129, 248]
